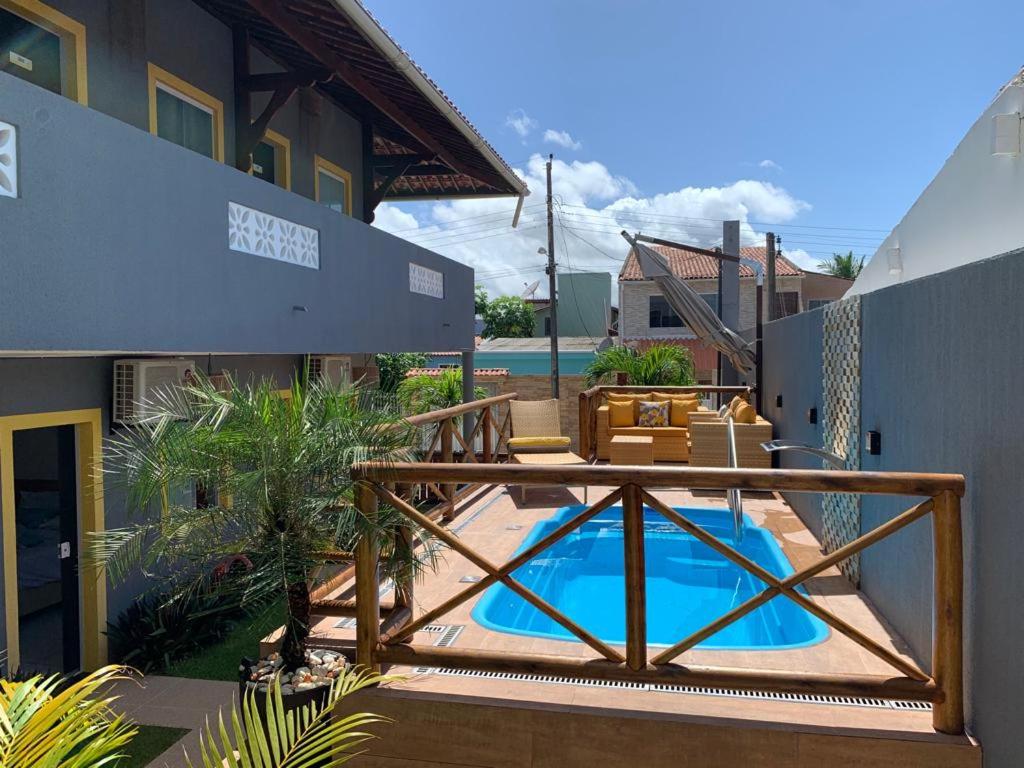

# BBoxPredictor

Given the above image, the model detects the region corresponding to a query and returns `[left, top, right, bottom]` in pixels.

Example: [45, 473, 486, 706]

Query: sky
[367, 0, 1024, 298]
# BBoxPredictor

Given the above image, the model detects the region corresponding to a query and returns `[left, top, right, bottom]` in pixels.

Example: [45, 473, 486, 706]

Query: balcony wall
[0, 73, 474, 355]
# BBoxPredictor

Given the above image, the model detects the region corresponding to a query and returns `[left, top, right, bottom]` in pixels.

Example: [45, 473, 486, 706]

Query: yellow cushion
[606, 392, 652, 402]
[608, 400, 635, 427]
[508, 436, 571, 449]
[652, 392, 699, 403]
[728, 396, 745, 416]
[669, 398, 700, 427]
[734, 401, 757, 424]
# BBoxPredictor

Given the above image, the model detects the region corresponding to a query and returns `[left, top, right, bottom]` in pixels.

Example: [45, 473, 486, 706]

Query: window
[0, 0, 86, 103]
[147, 63, 224, 161]
[649, 294, 718, 329]
[807, 298, 833, 311]
[544, 316, 551, 336]
[315, 155, 352, 215]
[775, 291, 800, 317]
[251, 129, 291, 190]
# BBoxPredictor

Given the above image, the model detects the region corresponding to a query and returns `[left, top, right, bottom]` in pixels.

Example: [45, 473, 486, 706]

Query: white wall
[850, 71, 1024, 296]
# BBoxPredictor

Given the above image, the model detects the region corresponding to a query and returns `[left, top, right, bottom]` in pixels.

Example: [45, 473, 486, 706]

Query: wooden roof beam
[247, 0, 453, 164]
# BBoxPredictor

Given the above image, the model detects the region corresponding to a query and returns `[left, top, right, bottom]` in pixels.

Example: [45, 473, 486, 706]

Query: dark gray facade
[1, 73, 474, 355]
[762, 247, 1024, 768]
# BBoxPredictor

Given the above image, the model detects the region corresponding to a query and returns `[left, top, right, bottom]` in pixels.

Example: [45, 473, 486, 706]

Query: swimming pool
[471, 505, 828, 650]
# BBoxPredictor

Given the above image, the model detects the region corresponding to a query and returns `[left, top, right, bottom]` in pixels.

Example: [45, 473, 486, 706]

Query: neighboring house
[800, 270, 855, 310]
[619, 244, 811, 383]
[0, 0, 524, 675]
[531, 272, 614, 338]
[850, 67, 1024, 295]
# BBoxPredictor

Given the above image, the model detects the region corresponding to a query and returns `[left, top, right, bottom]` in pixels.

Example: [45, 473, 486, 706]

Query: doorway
[12, 425, 79, 672]
[0, 409, 106, 674]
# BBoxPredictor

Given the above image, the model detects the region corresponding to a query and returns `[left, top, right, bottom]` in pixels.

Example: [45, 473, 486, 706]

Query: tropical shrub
[583, 343, 696, 387]
[0, 665, 137, 768]
[397, 369, 488, 415]
[374, 352, 428, 393]
[818, 250, 865, 279]
[94, 375, 429, 673]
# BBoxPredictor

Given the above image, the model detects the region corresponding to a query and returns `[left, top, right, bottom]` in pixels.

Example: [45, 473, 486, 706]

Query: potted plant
[94, 375, 430, 704]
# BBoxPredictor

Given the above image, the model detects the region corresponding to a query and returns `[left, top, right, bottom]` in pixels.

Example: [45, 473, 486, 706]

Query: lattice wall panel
[821, 295, 862, 584]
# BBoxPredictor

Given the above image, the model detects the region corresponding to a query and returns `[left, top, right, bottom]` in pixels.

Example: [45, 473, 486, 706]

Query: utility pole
[545, 153, 560, 399]
[765, 232, 777, 321]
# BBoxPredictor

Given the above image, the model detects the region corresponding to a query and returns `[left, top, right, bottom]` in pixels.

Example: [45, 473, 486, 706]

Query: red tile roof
[406, 368, 509, 378]
[620, 245, 801, 281]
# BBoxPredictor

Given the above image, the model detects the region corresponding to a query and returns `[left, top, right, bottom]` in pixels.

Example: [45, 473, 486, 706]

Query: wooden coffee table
[609, 435, 654, 465]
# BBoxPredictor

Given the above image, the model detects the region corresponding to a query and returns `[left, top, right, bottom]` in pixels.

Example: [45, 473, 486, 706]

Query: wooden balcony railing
[578, 385, 755, 462]
[350, 462, 966, 734]
[401, 392, 517, 520]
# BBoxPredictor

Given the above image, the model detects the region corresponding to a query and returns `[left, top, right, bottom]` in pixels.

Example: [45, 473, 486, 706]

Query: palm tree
[188, 668, 389, 767]
[397, 369, 487, 415]
[818, 250, 865, 279]
[0, 665, 137, 768]
[583, 344, 695, 387]
[95, 374, 428, 672]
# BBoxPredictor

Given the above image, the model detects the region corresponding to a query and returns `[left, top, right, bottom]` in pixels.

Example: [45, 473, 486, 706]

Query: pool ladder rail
[719, 405, 744, 546]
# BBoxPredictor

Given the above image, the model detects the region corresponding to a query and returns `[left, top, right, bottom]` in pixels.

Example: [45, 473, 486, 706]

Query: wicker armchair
[508, 399, 588, 502]
[688, 414, 773, 468]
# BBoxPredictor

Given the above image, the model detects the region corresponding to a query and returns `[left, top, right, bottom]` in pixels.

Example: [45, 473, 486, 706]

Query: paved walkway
[110, 675, 238, 768]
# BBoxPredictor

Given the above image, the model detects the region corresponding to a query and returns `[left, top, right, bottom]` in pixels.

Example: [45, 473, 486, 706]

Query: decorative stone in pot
[238, 648, 350, 715]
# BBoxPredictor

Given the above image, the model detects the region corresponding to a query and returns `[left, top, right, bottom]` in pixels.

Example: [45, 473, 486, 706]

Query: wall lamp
[865, 430, 882, 456]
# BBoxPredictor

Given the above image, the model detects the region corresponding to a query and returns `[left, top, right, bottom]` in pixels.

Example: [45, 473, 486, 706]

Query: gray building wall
[36, 0, 364, 211]
[762, 247, 1024, 768]
[0, 353, 304, 652]
[2, 73, 473, 355]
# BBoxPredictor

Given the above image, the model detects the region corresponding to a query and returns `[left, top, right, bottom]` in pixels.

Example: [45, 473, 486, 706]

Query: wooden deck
[285, 481, 980, 767]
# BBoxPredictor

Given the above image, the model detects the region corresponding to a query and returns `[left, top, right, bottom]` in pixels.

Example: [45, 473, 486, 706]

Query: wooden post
[354, 482, 381, 673]
[622, 483, 647, 670]
[578, 392, 590, 461]
[441, 417, 455, 520]
[932, 490, 964, 734]
[232, 25, 252, 172]
[765, 232, 777, 321]
[481, 406, 493, 464]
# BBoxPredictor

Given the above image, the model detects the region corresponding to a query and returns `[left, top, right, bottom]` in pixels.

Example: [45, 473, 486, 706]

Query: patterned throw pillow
[638, 400, 669, 427]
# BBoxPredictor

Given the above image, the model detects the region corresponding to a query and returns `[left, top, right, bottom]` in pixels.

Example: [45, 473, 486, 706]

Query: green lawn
[119, 724, 190, 767]
[165, 602, 286, 681]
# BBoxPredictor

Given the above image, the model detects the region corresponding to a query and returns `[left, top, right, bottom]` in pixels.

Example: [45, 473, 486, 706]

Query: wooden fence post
[355, 482, 381, 673]
[482, 406, 493, 464]
[441, 417, 455, 519]
[932, 490, 964, 734]
[622, 483, 647, 671]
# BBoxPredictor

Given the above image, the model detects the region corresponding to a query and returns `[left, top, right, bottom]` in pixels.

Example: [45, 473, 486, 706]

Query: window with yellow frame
[251, 128, 291, 190]
[147, 62, 225, 162]
[0, 0, 87, 104]
[314, 155, 353, 215]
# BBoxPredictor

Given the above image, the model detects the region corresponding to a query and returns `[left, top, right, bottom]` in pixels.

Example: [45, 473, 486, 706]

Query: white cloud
[758, 159, 782, 172]
[543, 129, 582, 151]
[505, 109, 538, 140]
[374, 154, 812, 296]
[783, 247, 819, 271]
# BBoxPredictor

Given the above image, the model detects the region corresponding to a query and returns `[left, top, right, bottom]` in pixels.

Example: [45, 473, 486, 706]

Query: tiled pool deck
[309, 481, 979, 756]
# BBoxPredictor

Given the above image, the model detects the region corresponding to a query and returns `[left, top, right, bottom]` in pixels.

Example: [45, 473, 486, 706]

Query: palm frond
[186, 667, 392, 768]
[0, 665, 137, 768]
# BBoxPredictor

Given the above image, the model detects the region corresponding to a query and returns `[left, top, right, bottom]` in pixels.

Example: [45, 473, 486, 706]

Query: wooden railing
[578, 385, 755, 462]
[402, 392, 517, 520]
[350, 462, 966, 734]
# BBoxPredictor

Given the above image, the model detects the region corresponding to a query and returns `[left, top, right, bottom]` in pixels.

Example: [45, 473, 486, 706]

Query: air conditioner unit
[308, 355, 352, 387]
[113, 358, 196, 425]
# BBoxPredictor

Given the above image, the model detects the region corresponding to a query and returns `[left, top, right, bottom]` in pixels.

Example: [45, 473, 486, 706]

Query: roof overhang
[193, 0, 527, 203]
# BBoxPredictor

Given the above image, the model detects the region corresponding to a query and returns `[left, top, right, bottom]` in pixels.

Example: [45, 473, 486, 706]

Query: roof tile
[620, 245, 801, 281]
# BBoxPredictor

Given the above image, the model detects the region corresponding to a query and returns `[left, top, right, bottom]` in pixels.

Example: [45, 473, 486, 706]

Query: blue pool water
[428, 351, 596, 375]
[472, 506, 828, 650]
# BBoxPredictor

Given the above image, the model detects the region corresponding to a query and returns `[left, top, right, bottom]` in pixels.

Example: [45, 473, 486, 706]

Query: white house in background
[851, 67, 1024, 296]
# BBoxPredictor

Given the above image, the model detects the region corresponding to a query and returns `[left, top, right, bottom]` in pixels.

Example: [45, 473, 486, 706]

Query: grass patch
[166, 602, 286, 682]
[119, 724, 189, 767]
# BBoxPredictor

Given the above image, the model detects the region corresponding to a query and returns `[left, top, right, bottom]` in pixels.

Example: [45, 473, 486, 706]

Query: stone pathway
[110, 675, 238, 768]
